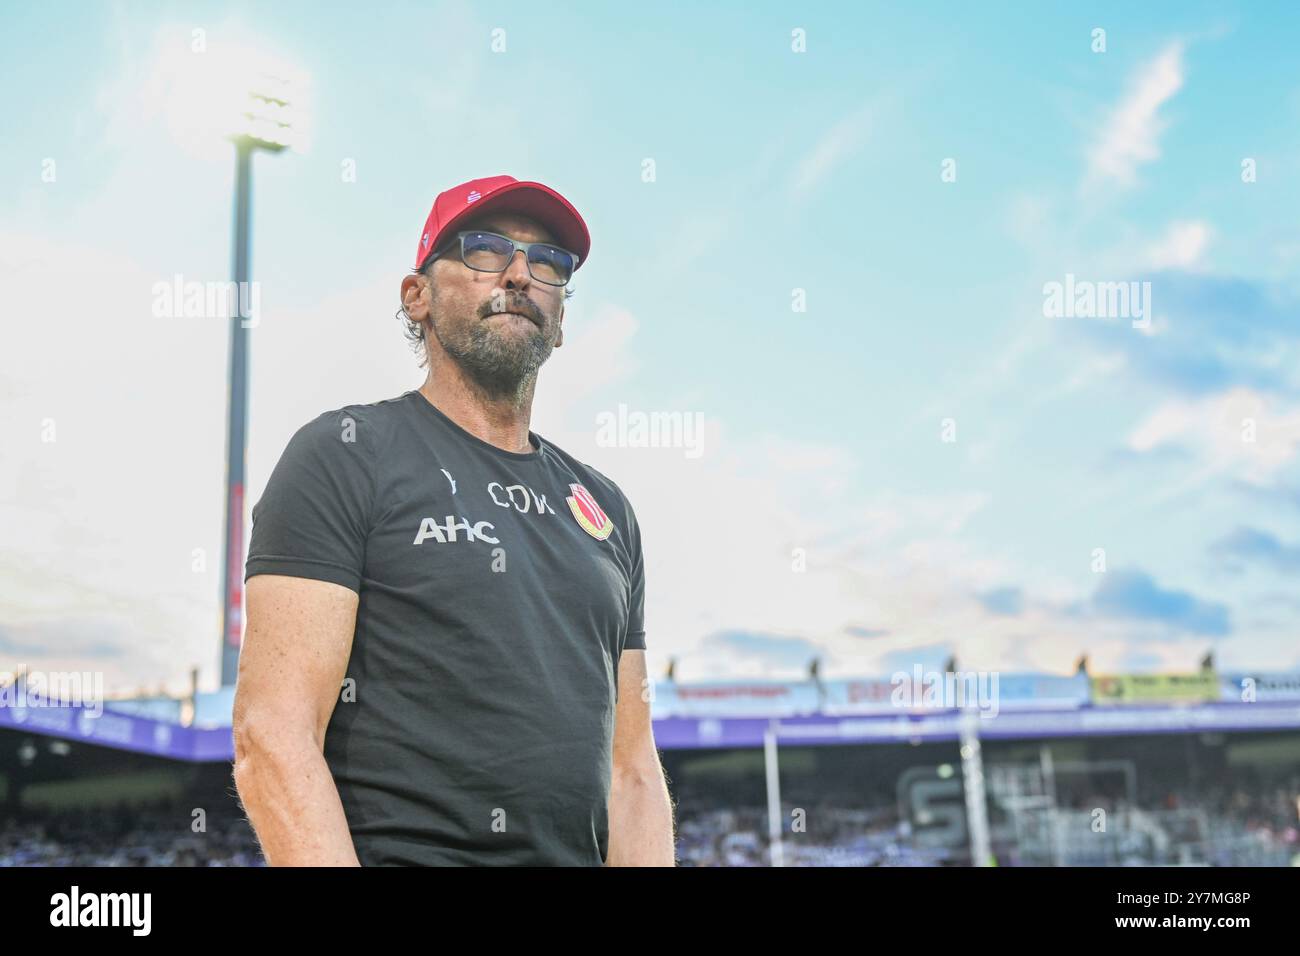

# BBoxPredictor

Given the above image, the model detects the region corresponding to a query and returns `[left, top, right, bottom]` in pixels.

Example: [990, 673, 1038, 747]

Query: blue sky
[2, 1, 1298, 693]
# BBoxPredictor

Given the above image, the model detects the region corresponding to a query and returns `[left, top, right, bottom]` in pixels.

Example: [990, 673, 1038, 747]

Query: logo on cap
[566, 482, 614, 540]
[467, 189, 482, 204]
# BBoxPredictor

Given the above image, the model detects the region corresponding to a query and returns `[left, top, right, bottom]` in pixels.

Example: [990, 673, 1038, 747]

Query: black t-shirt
[244, 389, 646, 866]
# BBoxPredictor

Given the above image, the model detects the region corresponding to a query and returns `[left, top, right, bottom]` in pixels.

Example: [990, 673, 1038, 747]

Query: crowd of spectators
[2, 778, 1295, 866]
[0, 800, 264, 866]
[672, 778, 1300, 867]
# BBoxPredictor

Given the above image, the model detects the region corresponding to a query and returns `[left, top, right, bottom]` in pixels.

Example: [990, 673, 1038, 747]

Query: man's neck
[417, 362, 537, 455]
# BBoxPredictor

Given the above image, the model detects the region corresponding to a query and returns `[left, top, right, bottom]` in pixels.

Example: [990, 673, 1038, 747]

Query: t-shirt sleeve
[245, 409, 376, 593]
[622, 496, 646, 652]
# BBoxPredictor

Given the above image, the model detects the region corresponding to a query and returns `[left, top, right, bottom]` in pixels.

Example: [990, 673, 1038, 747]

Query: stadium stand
[1, 669, 1297, 865]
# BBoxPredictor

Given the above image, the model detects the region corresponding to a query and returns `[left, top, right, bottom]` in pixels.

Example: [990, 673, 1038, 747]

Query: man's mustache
[482, 298, 544, 328]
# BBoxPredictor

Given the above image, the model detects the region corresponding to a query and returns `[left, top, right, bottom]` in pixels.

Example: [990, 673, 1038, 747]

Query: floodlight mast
[219, 83, 297, 687]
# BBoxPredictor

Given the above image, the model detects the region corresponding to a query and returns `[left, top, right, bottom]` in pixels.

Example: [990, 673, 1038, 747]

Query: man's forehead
[464, 211, 554, 243]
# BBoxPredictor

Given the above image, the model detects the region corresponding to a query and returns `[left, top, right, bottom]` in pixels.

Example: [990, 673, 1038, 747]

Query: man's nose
[500, 249, 532, 288]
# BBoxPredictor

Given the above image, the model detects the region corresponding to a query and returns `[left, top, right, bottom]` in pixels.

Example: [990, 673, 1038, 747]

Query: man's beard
[429, 302, 555, 401]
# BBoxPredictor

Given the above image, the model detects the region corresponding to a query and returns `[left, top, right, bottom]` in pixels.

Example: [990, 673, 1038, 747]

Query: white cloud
[1035, 352, 1128, 404]
[1127, 388, 1300, 495]
[0, 228, 231, 694]
[1087, 42, 1185, 187]
[533, 304, 641, 421]
[1145, 219, 1212, 270]
[789, 101, 874, 199]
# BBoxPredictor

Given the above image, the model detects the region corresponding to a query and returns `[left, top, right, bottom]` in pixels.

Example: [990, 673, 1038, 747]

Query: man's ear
[555, 304, 564, 348]
[400, 274, 428, 321]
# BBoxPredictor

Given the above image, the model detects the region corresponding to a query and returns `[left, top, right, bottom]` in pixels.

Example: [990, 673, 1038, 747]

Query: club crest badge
[566, 482, 614, 540]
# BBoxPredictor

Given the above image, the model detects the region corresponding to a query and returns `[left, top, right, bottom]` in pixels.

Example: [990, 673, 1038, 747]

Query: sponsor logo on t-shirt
[412, 516, 499, 545]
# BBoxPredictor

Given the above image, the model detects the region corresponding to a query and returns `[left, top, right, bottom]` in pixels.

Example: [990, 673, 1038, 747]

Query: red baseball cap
[413, 175, 591, 273]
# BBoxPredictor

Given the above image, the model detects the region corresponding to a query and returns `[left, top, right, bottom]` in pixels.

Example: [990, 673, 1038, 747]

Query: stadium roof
[2, 699, 1298, 763]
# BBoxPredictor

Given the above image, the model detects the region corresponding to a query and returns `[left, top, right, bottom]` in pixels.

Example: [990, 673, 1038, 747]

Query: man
[232, 175, 675, 866]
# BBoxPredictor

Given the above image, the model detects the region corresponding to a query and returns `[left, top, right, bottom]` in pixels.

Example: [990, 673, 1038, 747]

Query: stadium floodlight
[218, 54, 310, 687]
[227, 66, 310, 153]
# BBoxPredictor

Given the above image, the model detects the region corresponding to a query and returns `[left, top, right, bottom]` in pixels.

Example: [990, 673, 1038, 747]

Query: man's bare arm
[606, 649, 675, 866]
[232, 574, 361, 866]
